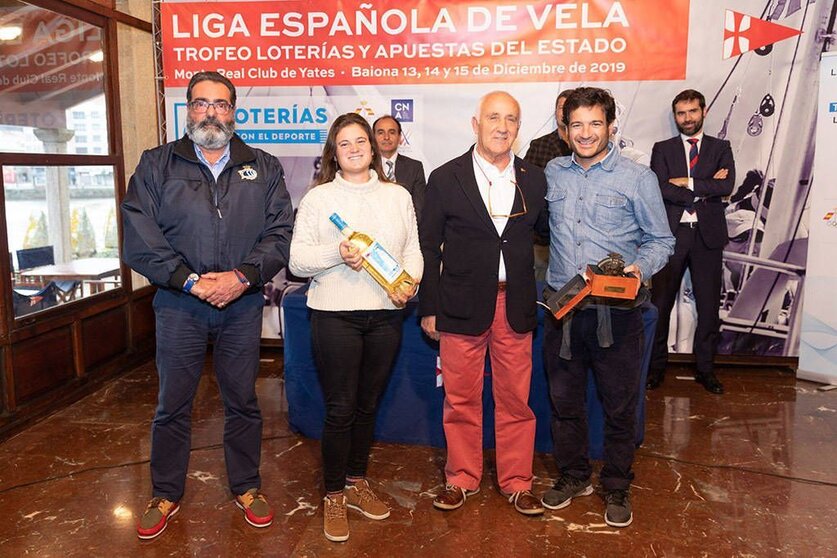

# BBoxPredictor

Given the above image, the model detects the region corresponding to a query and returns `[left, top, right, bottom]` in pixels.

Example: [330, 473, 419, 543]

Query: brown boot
[323, 494, 349, 542]
[344, 479, 390, 520]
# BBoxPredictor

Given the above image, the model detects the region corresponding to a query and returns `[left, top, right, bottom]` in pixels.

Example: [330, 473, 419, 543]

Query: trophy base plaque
[544, 254, 640, 321]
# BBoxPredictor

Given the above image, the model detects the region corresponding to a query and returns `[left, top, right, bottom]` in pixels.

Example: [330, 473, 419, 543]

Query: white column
[33, 127, 74, 263]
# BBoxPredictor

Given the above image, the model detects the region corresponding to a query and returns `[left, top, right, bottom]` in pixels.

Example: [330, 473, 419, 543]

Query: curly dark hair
[561, 87, 616, 126]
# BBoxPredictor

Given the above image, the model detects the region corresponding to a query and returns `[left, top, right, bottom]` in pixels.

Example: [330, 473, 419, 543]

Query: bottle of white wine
[329, 213, 416, 305]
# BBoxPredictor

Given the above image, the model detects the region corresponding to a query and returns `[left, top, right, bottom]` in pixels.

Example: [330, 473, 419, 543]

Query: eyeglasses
[489, 180, 528, 218]
[187, 100, 233, 114]
[474, 155, 528, 219]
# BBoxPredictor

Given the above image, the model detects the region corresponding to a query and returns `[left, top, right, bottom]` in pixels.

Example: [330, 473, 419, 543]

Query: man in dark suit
[419, 91, 548, 517]
[373, 115, 427, 220]
[523, 89, 574, 169]
[648, 89, 735, 394]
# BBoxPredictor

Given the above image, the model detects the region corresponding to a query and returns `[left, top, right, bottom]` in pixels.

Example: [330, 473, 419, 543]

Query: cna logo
[392, 99, 414, 122]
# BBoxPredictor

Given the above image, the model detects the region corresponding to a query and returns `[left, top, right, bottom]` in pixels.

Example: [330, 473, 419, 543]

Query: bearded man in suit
[646, 89, 735, 394]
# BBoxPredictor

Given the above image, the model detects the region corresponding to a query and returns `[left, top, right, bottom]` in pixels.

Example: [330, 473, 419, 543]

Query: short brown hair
[186, 71, 237, 106]
[556, 88, 575, 108]
[373, 115, 402, 135]
[671, 89, 705, 112]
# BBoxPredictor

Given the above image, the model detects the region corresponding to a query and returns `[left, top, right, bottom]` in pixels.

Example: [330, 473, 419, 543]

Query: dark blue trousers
[150, 289, 264, 501]
[544, 307, 644, 491]
[650, 223, 723, 376]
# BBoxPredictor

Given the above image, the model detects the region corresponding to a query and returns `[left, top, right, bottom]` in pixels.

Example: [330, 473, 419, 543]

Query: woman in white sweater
[288, 113, 422, 543]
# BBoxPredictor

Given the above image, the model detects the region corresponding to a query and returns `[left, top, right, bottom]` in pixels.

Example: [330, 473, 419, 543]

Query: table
[20, 257, 121, 295]
[283, 285, 656, 459]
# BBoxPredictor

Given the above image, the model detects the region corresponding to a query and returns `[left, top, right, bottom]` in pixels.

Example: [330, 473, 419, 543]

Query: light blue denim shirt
[544, 144, 674, 290]
[194, 142, 231, 181]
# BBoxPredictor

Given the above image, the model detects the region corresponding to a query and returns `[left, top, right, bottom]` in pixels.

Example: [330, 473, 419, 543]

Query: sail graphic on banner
[723, 9, 802, 59]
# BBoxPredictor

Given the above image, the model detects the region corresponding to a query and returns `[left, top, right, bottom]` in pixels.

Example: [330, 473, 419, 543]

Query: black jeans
[544, 307, 644, 491]
[311, 309, 403, 493]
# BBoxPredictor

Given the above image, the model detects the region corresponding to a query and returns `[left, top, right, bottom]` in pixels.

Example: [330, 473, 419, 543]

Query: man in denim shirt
[540, 88, 674, 528]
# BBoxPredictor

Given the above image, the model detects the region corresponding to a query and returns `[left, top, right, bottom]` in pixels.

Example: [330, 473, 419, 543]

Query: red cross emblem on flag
[723, 10, 802, 59]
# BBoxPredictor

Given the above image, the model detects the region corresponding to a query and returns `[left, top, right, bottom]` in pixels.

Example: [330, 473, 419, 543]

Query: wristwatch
[182, 273, 200, 293]
[233, 268, 251, 287]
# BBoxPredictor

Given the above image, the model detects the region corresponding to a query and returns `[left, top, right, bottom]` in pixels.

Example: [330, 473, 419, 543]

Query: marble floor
[0, 355, 835, 557]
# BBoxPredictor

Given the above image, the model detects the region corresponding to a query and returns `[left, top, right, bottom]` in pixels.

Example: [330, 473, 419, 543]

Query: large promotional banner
[160, 0, 689, 86]
[158, 0, 834, 353]
[798, 52, 837, 384]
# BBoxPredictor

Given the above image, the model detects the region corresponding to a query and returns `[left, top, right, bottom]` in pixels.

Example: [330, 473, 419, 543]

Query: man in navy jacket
[122, 71, 293, 539]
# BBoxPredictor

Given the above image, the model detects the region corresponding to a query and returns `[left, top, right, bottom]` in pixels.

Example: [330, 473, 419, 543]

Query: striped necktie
[385, 160, 395, 180]
[688, 138, 699, 170]
[686, 138, 699, 214]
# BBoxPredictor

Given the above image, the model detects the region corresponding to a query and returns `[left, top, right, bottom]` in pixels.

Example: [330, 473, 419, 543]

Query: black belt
[679, 222, 698, 229]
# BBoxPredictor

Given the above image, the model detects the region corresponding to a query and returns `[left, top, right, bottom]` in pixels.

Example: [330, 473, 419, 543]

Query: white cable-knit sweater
[289, 170, 423, 311]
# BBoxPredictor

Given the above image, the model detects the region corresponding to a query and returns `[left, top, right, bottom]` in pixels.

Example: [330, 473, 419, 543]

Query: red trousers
[439, 290, 536, 493]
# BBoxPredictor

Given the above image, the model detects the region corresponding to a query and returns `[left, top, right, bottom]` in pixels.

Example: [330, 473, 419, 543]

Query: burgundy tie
[686, 138, 699, 214]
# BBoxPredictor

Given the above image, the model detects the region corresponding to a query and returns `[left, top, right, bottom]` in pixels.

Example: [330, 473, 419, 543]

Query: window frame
[0, 0, 132, 328]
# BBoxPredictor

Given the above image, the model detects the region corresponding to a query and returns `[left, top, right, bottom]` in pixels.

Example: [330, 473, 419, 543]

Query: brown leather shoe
[432, 484, 480, 511]
[507, 490, 545, 516]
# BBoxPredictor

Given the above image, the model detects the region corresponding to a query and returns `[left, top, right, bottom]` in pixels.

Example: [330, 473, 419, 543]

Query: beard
[186, 114, 235, 149]
[676, 114, 704, 137]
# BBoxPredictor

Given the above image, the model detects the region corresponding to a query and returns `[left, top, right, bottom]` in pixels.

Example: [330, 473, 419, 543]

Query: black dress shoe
[695, 372, 724, 394]
[646, 370, 664, 390]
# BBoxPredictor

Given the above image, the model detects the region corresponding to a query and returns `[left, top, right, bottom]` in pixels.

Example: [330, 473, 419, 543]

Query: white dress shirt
[472, 149, 516, 282]
[679, 132, 703, 224]
[382, 153, 398, 180]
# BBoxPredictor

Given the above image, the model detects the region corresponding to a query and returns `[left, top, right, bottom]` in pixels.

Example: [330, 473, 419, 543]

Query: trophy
[543, 253, 641, 320]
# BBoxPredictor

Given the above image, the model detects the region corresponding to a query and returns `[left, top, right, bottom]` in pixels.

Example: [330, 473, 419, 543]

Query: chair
[16, 246, 81, 301]
[16, 246, 56, 269]
[12, 281, 60, 317]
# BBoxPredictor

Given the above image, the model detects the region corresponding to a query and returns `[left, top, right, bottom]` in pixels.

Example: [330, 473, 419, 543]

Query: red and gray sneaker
[137, 497, 180, 540]
[235, 488, 274, 528]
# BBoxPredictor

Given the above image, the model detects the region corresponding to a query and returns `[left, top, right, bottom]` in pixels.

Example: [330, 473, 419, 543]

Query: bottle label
[362, 241, 403, 283]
